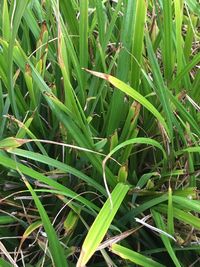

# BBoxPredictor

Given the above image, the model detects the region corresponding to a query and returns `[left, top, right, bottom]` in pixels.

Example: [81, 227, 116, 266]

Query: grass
[0, 0, 200, 266]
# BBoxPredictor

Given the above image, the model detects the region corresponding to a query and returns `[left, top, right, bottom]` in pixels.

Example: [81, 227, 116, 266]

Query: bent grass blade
[84, 69, 170, 138]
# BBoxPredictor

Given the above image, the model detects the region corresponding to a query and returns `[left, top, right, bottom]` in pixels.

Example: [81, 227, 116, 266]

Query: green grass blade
[183, 14, 197, 63]
[77, 183, 129, 266]
[167, 187, 174, 236]
[59, 0, 78, 36]
[0, 258, 13, 267]
[121, 194, 169, 224]
[145, 32, 175, 141]
[105, 0, 136, 135]
[174, 0, 184, 76]
[13, 37, 117, 187]
[162, 0, 174, 82]
[156, 204, 200, 230]
[104, 137, 167, 162]
[167, 90, 200, 136]
[79, 0, 88, 101]
[2, 0, 10, 41]
[0, 152, 99, 212]
[177, 146, 200, 154]
[185, 0, 200, 16]
[10, 148, 106, 195]
[0, 216, 17, 224]
[79, 0, 88, 70]
[0, 1, 200, 265]
[151, 209, 181, 267]
[95, 0, 106, 46]
[173, 196, 200, 213]
[21, 176, 67, 267]
[170, 52, 200, 89]
[130, 0, 146, 89]
[111, 244, 165, 267]
[85, 69, 170, 137]
[7, 0, 29, 117]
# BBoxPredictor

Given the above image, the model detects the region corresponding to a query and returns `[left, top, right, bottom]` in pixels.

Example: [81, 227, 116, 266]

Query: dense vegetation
[0, 0, 200, 266]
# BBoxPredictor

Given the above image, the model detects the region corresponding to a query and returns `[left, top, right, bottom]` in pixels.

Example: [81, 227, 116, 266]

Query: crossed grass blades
[0, 0, 200, 266]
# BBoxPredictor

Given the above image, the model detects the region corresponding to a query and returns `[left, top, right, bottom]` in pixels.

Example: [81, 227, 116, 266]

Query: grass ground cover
[0, 0, 200, 266]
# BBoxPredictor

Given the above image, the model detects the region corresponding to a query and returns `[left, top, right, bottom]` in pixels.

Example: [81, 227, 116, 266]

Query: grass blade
[0, 152, 99, 212]
[105, 0, 136, 135]
[151, 209, 181, 267]
[84, 69, 170, 137]
[111, 244, 165, 267]
[156, 204, 200, 230]
[162, 0, 174, 82]
[20, 175, 67, 267]
[0, 258, 13, 267]
[10, 148, 106, 195]
[167, 186, 174, 236]
[77, 183, 129, 266]
[130, 0, 146, 89]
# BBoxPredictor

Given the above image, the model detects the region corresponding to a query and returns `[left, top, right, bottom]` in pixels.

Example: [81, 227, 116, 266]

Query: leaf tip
[83, 68, 109, 81]
[77, 248, 86, 267]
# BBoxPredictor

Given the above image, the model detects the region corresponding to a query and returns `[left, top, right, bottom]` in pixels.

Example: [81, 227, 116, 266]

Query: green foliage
[0, 0, 199, 266]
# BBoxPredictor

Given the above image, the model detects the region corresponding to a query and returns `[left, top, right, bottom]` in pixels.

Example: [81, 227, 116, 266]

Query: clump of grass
[0, 0, 200, 266]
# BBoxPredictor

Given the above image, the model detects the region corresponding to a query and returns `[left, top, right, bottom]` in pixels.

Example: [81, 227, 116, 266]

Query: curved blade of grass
[111, 244, 165, 267]
[102, 137, 166, 201]
[16, 220, 43, 261]
[9, 148, 106, 195]
[0, 152, 99, 212]
[84, 69, 169, 137]
[77, 183, 129, 267]
[23, 220, 42, 240]
[104, 137, 167, 163]
[176, 146, 200, 155]
[20, 175, 67, 267]
[135, 217, 176, 241]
